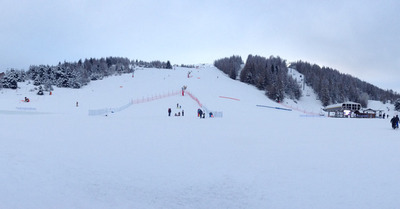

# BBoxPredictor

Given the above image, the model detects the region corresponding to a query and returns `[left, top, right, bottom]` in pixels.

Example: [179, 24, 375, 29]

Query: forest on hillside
[289, 61, 399, 106]
[1, 54, 399, 108]
[214, 55, 399, 107]
[0, 57, 174, 90]
[214, 55, 243, 80]
[215, 55, 302, 102]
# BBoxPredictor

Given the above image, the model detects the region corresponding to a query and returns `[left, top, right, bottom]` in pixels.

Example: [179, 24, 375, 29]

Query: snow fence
[88, 91, 180, 116]
[186, 91, 223, 118]
[88, 90, 223, 117]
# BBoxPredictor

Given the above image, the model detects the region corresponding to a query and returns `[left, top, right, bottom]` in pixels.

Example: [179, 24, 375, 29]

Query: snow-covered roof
[324, 102, 361, 111]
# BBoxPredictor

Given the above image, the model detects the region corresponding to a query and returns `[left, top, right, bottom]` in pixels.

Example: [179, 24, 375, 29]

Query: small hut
[355, 108, 384, 118]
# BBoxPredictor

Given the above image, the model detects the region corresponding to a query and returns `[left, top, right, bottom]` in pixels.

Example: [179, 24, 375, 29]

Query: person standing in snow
[168, 108, 172, 116]
[390, 116, 399, 129]
[182, 110, 184, 116]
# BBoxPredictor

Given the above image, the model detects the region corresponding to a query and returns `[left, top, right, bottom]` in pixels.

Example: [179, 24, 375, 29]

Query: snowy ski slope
[0, 65, 399, 209]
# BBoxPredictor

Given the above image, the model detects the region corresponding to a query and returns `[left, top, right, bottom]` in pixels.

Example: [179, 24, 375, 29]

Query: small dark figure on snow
[182, 110, 184, 116]
[390, 115, 399, 129]
[198, 109, 203, 118]
[168, 108, 172, 116]
[37, 86, 44, 95]
[181, 85, 187, 96]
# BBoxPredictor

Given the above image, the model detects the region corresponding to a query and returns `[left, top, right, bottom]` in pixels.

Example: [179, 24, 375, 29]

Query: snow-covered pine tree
[2, 69, 18, 89]
[166, 61, 172, 69]
[395, 98, 400, 111]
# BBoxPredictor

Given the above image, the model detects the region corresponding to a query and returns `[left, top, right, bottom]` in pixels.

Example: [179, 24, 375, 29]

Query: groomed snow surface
[1, 66, 399, 209]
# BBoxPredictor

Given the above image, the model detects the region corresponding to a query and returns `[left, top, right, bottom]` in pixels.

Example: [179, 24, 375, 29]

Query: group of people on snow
[167, 104, 212, 119]
[168, 103, 184, 117]
[197, 109, 213, 118]
[197, 109, 205, 118]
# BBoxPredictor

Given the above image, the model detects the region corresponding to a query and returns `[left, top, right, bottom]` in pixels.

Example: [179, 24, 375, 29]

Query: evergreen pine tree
[166, 61, 172, 69]
[2, 70, 18, 89]
[395, 98, 400, 111]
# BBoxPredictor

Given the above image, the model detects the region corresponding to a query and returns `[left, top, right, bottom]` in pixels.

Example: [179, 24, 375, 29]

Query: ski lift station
[323, 102, 361, 118]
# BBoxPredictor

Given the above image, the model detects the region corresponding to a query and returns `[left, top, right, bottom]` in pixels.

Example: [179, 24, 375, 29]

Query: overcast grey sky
[1, 0, 399, 92]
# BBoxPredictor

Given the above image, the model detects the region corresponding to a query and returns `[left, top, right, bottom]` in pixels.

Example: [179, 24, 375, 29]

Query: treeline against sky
[214, 55, 399, 106]
[0, 57, 174, 90]
[1, 54, 398, 107]
[215, 55, 302, 102]
[289, 61, 398, 106]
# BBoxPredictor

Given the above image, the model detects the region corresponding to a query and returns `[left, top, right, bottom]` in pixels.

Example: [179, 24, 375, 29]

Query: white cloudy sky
[1, 0, 399, 92]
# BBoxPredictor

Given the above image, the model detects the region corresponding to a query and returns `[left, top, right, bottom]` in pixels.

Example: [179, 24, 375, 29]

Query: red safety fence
[185, 91, 203, 108]
[89, 90, 213, 116]
[219, 96, 240, 101]
[89, 90, 181, 116]
[131, 91, 180, 104]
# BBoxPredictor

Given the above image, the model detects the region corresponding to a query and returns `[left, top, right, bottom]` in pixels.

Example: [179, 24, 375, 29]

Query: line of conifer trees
[0, 57, 173, 90]
[214, 55, 243, 79]
[214, 55, 399, 106]
[215, 55, 302, 102]
[289, 61, 399, 107]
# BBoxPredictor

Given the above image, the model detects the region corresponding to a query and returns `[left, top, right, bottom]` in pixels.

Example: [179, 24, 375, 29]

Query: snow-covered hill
[0, 66, 399, 209]
[285, 68, 397, 117]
